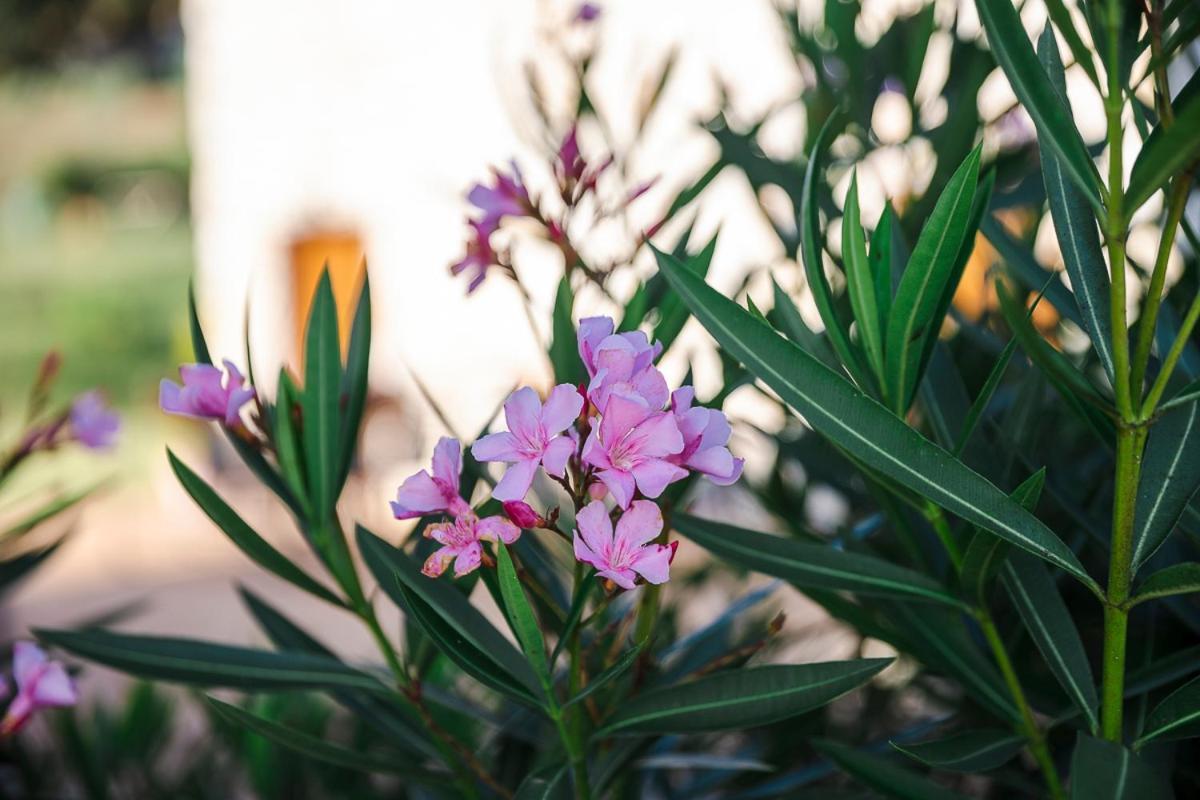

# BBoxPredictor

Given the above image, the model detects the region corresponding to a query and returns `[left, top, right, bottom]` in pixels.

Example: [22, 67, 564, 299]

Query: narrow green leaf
[675, 513, 963, 607]
[36, 628, 385, 693]
[892, 729, 1023, 772]
[801, 116, 872, 389]
[1041, 0, 1100, 86]
[814, 738, 970, 800]
[655, 231, 718, 351]
[206, 697, 438, 779]
[885, 145, 981, 412]
[954, 337, 1018, 457]
[768, 278, 839, 370]
[960, 469, 1046, 601]
[564, 642, 645, 708]
[1126, 71, 1200, 218]
[1132, 399, 1200, 569]
[302, 270, 342, 523]
[1037, 27, 1116, 382]
[653, 248, 1098, 590]
[167, 450, 339, 606]
[843, 173, 884, 381]
[1131, 562, 1200, 606]
[1137, 672, 1200, 746]
[1071, 734, 1172, 797]
[599, 659, 891, 735]
[273, 371, 310, 513]
[514, 764, 573, 800]
[550, 276, 584, 385]
[981, 215, 1086, 332]
[1, 486, 94, 542]
[1003, 552, 1100, 733]
[495, 543, 551, 693]
[187, 281, 212, 365]
[870, 203, 895, 330]
[976, 0, 1102, 209]
[338, 274, 371, 488]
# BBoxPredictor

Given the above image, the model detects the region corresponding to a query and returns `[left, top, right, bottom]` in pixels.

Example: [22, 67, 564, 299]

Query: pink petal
[688, 447, 738, 482]
[453, 543, 483, 576]
[392, 471, 448, 519]
[577, 316, 615, 376]
[628, 411, 684, 459]
[158, 380, 187, 415]
[503, 387, 543, 442]
[431, 437, 463, 488]
[12, 642, 47, 689]
[580, 429, 612, 470]
[670, 387, 696, 413]
[540, 435, 575, 478]
[575, 500, 614, 556]
[573, 531, 603, 569]
[597, 467, 637, 509]
[476, 515, 521, 544]
[30, 663, 77, 708]
[598, 393, 652, 446]
[699, 409, 733, 449]
[422, 547, 454, 577]
[472, 431, 521, 463]
[492, 458, 540, 502]
[631, 367, 669, 410]
[614, 500, 664, 549]
[540, 384, 584, 433]
[631, 459, 687, 499]
[597, 567, 639, 590]
[630, 544, 672, 585]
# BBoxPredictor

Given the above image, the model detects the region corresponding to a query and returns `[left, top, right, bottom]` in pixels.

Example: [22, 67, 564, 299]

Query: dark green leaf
[550, 276, 584, 385]
[168, 450, 340, 606]
[870, 203, 895, 330]
[1070, 734, 1172, 798]
[1041, 0, 1100, 86]
[960, 469, 1045, 601]
[653, 248, 1098, 590]
[981, 215, 1086, 332]
[302, 270, 343, 523]
[187, 281, 212, 365]
[1126, 71, 1200, 218]
[675, 513, 963, 607]
[495, 544, 551, 694]
[273, 371, 310, 512]
[338, 274, 371, 488]
[1132, 399, 1200, 569]
[813, 738, 970, 800]
[655, 232, 718, 351]
[843, 173, 884, 380]
[892, 729, 1023, 772]
[954, 337, 1017, 457]
[514, 763, 573, 800]
[1131, 562, 1200, 606]
[1137, 672, 1200, 746]
[599, 659, 891, 735]
[564, 642, 644, 708]
[769, 278, 839, 370]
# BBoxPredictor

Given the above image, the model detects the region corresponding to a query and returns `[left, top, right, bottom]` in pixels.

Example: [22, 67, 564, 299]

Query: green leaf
[1126, 71, 1200, 218]
[981, 215, 1086, 333]
[1037, 27, 1116, 382]
[843, 173, 884, 381]
[302, 270, 343, 524]
[36, 628, 385, 693]
[1132, 399, 1200, 569]
[338, 274, 371, 488]
[954, 337, 1017, 457]
[205, 697, 438, 779]
[653, 248, 1098, 590]
[960, 469, 1045, 601]
[355, 526, 541, 705]
[514, 764, 573, 799]
[1070, 734, 1172, 798]
[813, 738, 970, 800]
[655, 231, 718, 351]
[1131, 562, 1200, 606]
[273, 371, 310, 513]
[187, 281, 212, 365]
[675, 513, 963, 607]
[975, 0, 1102, 209]
[870, 203, 895, 329]
[1041, 0, 1100, 86]
[495, 544, 551, 694]
[892, 729, 1023, 772]
[598, 659, 891, 735]
[1137, 672, 1200, 746]
[768, 278, 839, 370]
[550, 276, 584, 385]
[167, 450, 340, 606]
[885, 146, 981, 412]
[564, 642, 645, 708]
[1002, 553, 1100, 733]
[801, 116, 872, 389]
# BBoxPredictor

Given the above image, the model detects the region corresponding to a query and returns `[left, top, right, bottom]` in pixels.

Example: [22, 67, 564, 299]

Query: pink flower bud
[503, 500, 543, 529]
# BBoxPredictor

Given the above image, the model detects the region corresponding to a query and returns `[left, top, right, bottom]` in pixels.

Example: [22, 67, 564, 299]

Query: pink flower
[503, 500, 543, 529]
[1, 642, 78, 736]
[450, 219, 499, 293]
[159, 360, 255, 427]
[68, 391, 119, 450]
[576, 317, 666, 412]
[573, 2, 602, 23]
[391, 437, 472, 520]
[467, 162, 531, 227]
[472, 385, 584, 502]
[422, 513, 521, 578]
[573, 500, 672, 590]
[581, 393, 686, 508]
[668, 388, 744, 486]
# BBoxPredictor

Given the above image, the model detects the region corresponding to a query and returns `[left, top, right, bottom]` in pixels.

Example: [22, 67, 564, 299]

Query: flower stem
[566, 560, 593, 799]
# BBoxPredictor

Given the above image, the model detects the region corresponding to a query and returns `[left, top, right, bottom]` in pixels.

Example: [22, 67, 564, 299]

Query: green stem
[1103, 0, 1134, 419]
[1101, 425, 1148, 741]
[977, 611, 1067, 800]
[924, 502, 963, 571]
[1141, 289, 1200, 417]
[566, 561, 593, 799]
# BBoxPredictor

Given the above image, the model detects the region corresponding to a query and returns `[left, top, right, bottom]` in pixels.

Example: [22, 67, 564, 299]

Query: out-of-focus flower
[450, 220, 500, 293]
[473, 386, 584, 502]
[503, 500, 544, 529]
[573, 499, 672, 590]
[392, 437, 472, 519]
[573, 2, 602, 23]
[467, 162, 531, 227]
[159, 361, 255, 427]
[557, 126, 586, 184]
[69, 391, 120, 450]
[582, 393, 685, 508]
[422, 513, 521, 578]
[0, 642, 78, 736]
[668, 387, 744, 486]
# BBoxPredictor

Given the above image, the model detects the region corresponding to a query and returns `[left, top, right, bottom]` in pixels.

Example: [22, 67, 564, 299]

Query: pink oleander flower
[576, 317, 666, 412]
[557, 126, 586, 185]
[573, 499, 672, 590]
[503, 500, 543, 529]
[472, 385, 584, 502]
[668, 388, 744, 486]
[1, 642, 78, 736]
[467, 162, 531, 227]
[69, 391, 119, 450]
[391, 437, 472, 519]
[573, 2, 602, 23]
[582, 393, 686, 508]
[159, 360, 255, 427]
[450, 219, 500, 293]
[422, 512, 521, 578]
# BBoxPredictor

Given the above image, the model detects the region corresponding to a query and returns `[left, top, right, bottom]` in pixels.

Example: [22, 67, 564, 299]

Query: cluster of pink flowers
[1, 642, 77, 736]
[393, 316, 741, 590]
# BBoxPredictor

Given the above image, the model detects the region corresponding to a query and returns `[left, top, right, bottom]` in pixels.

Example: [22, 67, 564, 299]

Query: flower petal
[614, 499, 664, 549]
[630, 544, 672, 585]
[540, 435, 576, 478]
[12, 642, 47, 689]
[577, 316, 615, 375]
[540, 384, 584, 433]
[453, 543, 483, 576]
[597, 468, 637, 509]
[492, 458, 540, 502]
[597, 567, 639, 590]
[575, 500, 614, 556]
[392, 471, 448, 519]
[476, 515, 521, 544]
[431, 437, 463, 488]
[30, 663, 77, 708]
[631, 459, 688, 499]
[503, 387, 543, 442]
[422, 547, 454, 578]
[472, 431, 521, 463]
[598, 393, 652, 446]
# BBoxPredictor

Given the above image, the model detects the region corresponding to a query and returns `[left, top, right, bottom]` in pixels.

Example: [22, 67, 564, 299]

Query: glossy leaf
[653, 247, 1098, 590]
[960, 469, 1045, 601]
[1132, 399, 1200, 569]
[1041, 0, 1099, 86]
[655, 231, 718, 350]
[813, 738, 969, 800]
[892, 729, 1023, 772]
[1070, 734, 1172, 798]
[1137, 672, 1200, 746]
[1126, 71, 1200, 218]
[843, 173, 884, 380]
[768, 278, 839, 370]
[167, 450, 340, 606]
[954, 337, 1017, 457]
[675, 513, 963, 607]
[36, 628, 385, 693]
[302, 270, 342, 524]
[273, 371, 310, 511]
[337, 274, 371, 488]
[980, 215, 1086, 332]
[885, 145, 981, 412]
[1131, 562, 1200, 606]
[870, 203, 895, 329]
[564, 642, 645, 708]
[495, 543, 551, 693]
[550, 276, 584, 385]
[598, 659, 890, 735]
[514, 764, 573, 800]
